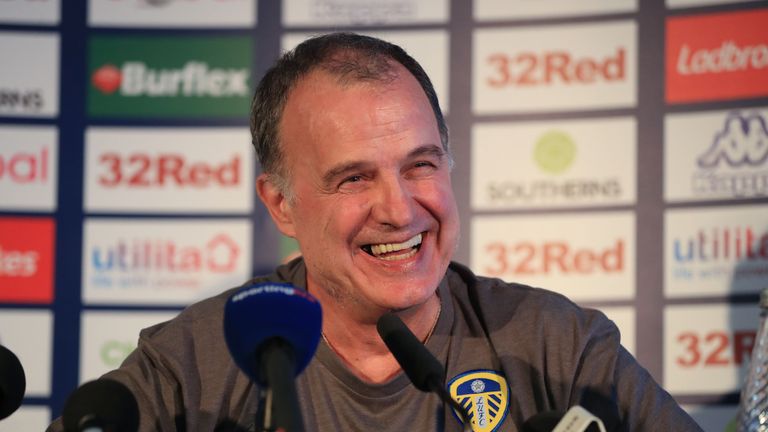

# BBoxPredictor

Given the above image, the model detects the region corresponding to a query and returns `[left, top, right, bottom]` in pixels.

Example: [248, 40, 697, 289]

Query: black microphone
[376, 312, 472, 431]
[62, 378, 139, 432]
[224, 282, 322, 432]
[522, 406, 606, 432]
[0, 344, 26, 421]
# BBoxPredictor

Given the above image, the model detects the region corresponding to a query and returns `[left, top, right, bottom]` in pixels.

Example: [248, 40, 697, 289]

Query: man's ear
[256, 173, 297, 238]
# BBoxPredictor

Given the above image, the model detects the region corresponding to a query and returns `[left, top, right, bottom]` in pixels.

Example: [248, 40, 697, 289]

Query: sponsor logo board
[80, 310, 178, 383]
[472, 117, 636, 210]
[665, 304, 757, 394]
[665, 204, 768, 298]
[471, 211, 635, 301]
[665, 108, 768, 202]
[82, 218, 252, 305]
[0, 218, 55, 304]
[666, 9, 768, 104]
[0, 0, 59, 25]
[0, 125, 58, 212]
[0, 310, 53, 396]
[283, 0, 447, 26]
[283, 30, 449, 113]
[0, 32, 59, 118]
[667, 0, 763, 9]
[474, 0, 636, 20]
[88, 36, 252, 118]
[88, 0, 255, 28]
[473, 21, 637, 114]
[85, 127, 253, 213]
[0, 406, 51, 432]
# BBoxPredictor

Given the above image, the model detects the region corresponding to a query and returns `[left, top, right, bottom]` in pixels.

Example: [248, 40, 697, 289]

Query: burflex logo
[693, 111, 768, 197]
[88, 36, 252, 118]
[666, 9, 768, 103]
[0, 217, 55, 303]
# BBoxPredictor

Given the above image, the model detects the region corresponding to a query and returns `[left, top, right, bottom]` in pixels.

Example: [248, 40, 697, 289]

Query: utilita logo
[667, 9, 768, 103]
[673, 226, 768, 264]
[692, 111, 768, 197]
[0, 147, 49, 184]
[91, 233, 240, 274]
[91, 62, 249, 97]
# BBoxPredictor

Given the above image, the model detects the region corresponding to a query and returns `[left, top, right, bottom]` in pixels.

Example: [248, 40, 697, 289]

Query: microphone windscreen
[522, 411, 564, 432]
[0, 344, 26, 420]
[224, 282, 322, 384]
[376, 312, 444, 392]
[62, 378, 139, 432]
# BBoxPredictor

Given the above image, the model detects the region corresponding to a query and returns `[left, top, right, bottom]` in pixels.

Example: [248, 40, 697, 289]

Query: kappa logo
[448, 370, 510, 432]
[697, 111, 768, 168]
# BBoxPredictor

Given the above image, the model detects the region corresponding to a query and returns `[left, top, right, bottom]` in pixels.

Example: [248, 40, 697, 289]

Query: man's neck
[314, 291, 442, 384]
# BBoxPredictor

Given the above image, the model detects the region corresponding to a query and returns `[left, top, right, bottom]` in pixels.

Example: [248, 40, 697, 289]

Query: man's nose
[371, 175, 416, 228]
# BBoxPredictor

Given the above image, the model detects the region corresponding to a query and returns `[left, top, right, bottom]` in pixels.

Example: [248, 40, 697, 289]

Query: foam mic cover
[224, 282, 322, 384]
[376, 312, 444, 392]
[62, 379, 139, 432]
[522, 411, 564, 432]
[0, 344, 26, 420]
[523, 406, 606, 432]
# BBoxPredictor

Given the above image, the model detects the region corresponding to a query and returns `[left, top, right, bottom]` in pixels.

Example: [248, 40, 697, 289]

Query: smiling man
[48, 33, 702, 432]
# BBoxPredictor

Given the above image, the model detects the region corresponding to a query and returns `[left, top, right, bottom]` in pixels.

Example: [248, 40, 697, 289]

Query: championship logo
[448, 370, 510, 432]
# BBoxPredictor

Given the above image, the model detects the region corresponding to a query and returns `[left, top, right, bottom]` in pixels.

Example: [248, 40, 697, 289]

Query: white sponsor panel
[471, 212, 635, 301]
[665, 205, 768, 298]
[667, 0, 761, 7]
[0, 310, 53, 397]
[475, 0, 636, 20]
[664, 304, 757, 394]
[82, 218, 252, 305]
[283, 30, 450, 113]
[0, 0, 59, 25]
[473, 21, 637, 114]
[84, 128, 253, 214]
[283, 0, 448, 26]
[598, 306, 635, 355]
[0, 32, 59, 118]
[472, 117, 636, 210]
[682, 404, 737, 432]
[88, 0, 256, 28]
[0, 125, 58, 212]
[665, 108, 768, 202]
[80, 310, 178, 383]
[0, 406, 50, 432]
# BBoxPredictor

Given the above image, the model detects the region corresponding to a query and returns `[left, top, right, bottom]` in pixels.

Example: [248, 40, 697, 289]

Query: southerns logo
[448, 370, 509, 432]
[664, 108, 768, 202]
[471, 212, 635, 301]
[85, 127, 253, 214]
[0, 125, 58, 211]
[83, 219, 252, 305]
[665, 205, 768, 298]
[666, 9, 768, 103]
[472, 118, 636, 210]
[473, 21, 636, 113]
[0, 218, 55, 303]
[0, 32, 59, 118]
[88, 36, 252, 118]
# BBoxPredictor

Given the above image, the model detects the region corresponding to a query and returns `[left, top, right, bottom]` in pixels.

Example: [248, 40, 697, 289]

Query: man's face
[264, 64, 459, 317]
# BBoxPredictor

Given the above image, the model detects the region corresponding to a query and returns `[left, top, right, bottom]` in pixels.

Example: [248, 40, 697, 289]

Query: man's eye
[344, 175, 363, 183]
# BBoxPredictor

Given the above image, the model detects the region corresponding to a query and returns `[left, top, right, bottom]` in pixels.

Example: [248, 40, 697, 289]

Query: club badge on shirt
[448, 370, 510, 432]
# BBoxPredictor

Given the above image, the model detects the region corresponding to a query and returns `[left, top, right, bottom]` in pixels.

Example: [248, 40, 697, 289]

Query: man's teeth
[369, 233, 422, 259]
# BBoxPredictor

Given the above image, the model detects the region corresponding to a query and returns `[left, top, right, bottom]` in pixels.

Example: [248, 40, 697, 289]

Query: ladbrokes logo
[83, 219, 252, 305]
[692, 111, 768, 198]
[88, 36, 252, 118]
[667, 9, 768, 103]
[0, 217, 55, 304]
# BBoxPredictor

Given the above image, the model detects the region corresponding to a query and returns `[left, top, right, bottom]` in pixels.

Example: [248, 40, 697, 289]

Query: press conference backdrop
[0, 0, 767, 430]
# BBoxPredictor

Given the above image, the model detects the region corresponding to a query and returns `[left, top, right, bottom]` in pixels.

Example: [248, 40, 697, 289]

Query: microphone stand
[255, 339, 305, 432]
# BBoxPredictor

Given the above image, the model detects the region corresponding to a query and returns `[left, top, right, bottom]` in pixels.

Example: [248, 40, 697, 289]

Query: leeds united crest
[448, 370, 509, 432]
